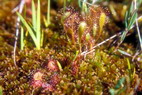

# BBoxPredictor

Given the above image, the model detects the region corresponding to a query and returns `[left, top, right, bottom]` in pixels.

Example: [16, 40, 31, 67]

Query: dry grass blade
[13, 0, 25, 67]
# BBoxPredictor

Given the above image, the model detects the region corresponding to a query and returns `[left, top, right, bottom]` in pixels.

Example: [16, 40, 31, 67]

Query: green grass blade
[63, 0, 66, 13]
[124, 11, 128, 28]
[32, 0, 37, 31]
[78, 0, 82, 8]
[120, 30, 127, 43]
[20, 26, 24, 50]
[128, 2, 134, 17]
[137, 0, 142, 8]
[0, 86, 2, 95]
[138, 33, 142, 49]
[41, 30, 44, 47]
[17, 12, 38, 48]
[118, 49, 131, 56]
[47, 0, 50, 26]
[36, 0, 41, 49]
[128, 12, 137, 30]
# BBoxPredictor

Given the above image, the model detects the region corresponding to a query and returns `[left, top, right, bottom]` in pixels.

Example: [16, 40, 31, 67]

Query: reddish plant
[25, 0, 31, 5]
[49, 73, 60, 86]
[42, 83, 54, 92]
[31, 80, 43, 88]
[71, 61, 79, 75]
[62, 6, 109, 52]
[31, 71, 44, 88]
[63, 7, 81, 44]
[47, 60, 59, 72]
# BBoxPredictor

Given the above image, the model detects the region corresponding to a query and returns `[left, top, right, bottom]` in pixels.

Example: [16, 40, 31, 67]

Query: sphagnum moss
[0, 0, 142, 95]
[0, 45, 142, 94]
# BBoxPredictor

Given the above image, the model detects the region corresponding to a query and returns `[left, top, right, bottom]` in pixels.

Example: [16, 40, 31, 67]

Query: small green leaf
[73, 51, 79, 61]
[109, 89, 115, 95]
[115, 77, 125, 89]
[85, 33, 91, 41]
[78, 21, 87, 42]
[82, 1, 88, 13]
[57, 61, 63, 71]
[99, 13, 106, 34]
[93, 24, 97, 37]
[127, 58, 131, 70]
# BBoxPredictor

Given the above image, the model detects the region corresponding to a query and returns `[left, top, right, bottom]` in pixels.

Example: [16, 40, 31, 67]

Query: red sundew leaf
[42, 83, 54, 92]
[47, 60, 59, 72]
[31, 80, 43, 88]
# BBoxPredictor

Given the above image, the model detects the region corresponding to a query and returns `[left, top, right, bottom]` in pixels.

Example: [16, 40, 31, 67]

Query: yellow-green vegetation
[0, 0, 142, 95]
